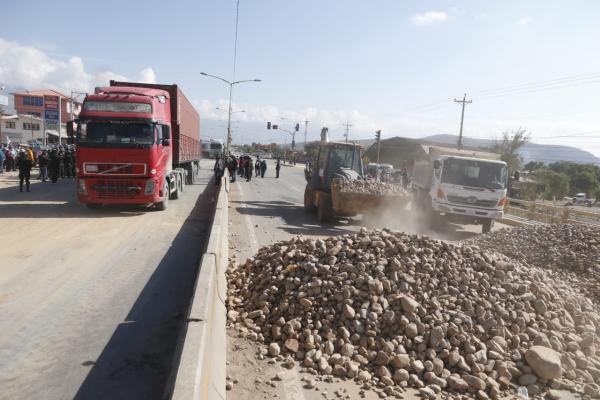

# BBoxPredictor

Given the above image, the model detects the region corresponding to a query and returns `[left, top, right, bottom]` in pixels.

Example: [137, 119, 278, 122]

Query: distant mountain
[422, 134, 600, 166]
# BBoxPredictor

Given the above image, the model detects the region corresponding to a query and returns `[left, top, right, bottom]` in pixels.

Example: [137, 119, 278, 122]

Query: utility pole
[342, 120, 352, 143]
[375, 130, 382, 164]
[454, 93, 472, 149]
[303, 119, 309, 147]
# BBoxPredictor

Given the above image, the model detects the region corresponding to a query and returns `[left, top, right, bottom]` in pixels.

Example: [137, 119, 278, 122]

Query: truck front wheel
[155, 181, 169, 211]
[482, 218, 494, 233]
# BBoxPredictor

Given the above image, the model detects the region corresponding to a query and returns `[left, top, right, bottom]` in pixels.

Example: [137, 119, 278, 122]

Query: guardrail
[506, 198, 600, 226]
[168, 173, 229, 400]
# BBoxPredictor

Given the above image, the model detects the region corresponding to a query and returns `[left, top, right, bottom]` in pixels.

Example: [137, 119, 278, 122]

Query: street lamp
[216, 107, 246, 114]
[200, 72, 260, 152]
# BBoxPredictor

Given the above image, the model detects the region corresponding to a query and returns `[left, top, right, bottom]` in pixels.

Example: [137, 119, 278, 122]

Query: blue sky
[2, 0, 600, 157]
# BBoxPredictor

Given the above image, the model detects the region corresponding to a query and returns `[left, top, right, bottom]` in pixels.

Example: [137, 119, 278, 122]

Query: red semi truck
[68, 80, 201, 210]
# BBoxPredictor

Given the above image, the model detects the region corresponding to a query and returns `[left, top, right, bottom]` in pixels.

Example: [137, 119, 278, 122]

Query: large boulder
[525, 346, 562, 380]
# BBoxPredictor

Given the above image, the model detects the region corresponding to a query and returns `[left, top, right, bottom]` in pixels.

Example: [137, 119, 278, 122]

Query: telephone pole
[303, 119, 309, 147]
[454, 93, 472, 149]
[342, 120, 353, 143]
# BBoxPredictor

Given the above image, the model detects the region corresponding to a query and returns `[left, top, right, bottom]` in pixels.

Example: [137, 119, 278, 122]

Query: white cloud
[411, 11, 448, 26]
[517, 17, 532, 26]
[0, 37, 156, 94]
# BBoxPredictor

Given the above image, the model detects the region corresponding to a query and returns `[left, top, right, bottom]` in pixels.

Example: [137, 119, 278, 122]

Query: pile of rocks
[470, 224, 600, 302]
[227, 228, 600, 399]
[335, 178, 407, 196]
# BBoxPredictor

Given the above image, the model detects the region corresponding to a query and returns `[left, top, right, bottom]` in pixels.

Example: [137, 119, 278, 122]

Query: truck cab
[412, 147, 508, 233]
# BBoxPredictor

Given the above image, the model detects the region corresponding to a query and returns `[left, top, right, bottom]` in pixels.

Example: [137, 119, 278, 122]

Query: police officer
[17, 150, 33, 192]
[48, 148, 60, 183]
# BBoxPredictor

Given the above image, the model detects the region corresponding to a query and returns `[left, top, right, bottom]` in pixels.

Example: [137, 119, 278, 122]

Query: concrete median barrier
[168, 173, 229, 400]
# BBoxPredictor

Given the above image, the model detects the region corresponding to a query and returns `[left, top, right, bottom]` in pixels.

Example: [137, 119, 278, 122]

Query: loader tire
[482, 218, 494, 234]
[317, 194, 333, 222]
[304, 186, 316, 213]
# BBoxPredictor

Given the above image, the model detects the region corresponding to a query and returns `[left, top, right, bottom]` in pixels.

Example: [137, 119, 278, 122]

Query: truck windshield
[78, 121, 154, 146]
[441, 158, 507, 189]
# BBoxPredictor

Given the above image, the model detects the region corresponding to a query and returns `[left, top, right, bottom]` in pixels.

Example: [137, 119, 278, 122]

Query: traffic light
[295, 123, 300, 132]
[272, 124, 278, 130]
[267, 122, 271, 129]
[375, 130, 381, 141]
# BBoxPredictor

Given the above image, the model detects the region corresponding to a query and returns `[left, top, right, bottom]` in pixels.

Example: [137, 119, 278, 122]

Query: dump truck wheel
[304, 187, 316, 213]
[317, 194, 333, 222]
[482, 218, 494, 233]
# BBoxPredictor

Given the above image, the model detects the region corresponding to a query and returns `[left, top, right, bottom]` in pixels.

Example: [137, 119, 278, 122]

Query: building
[0, 114, 66, 145]
[11, 89, 81, 123]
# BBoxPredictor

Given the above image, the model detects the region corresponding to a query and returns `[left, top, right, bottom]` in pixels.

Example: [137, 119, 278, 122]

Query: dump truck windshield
[78, 121, 155, 146]
[441, 158, 507, 189]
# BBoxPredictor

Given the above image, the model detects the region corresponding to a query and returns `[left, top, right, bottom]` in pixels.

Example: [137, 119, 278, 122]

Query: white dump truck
[412, 145, 508, 233]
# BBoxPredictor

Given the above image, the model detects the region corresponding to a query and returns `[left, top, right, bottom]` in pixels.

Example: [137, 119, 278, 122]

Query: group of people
[213, 154, 282, 185]
[0, 143, 77, 192]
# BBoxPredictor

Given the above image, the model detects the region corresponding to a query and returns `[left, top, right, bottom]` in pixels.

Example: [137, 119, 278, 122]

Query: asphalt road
[0, 160, 217, 400]
[226, 160, 508, 400]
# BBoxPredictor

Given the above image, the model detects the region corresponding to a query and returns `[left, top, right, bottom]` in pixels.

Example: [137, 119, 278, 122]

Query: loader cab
[308, 142, 364, 192]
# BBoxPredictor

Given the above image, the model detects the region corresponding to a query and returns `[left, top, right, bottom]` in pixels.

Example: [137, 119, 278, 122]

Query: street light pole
[200, 72, 260, 153]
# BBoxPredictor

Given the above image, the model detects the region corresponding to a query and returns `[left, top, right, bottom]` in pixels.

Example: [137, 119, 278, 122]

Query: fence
[506, 198, 600, 226]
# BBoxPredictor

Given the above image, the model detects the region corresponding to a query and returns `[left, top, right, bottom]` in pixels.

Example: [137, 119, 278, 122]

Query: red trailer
[69, 81, 201, 210]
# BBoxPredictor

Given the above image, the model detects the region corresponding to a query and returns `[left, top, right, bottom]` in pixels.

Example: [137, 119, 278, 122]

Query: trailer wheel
[482, 218, 494, 234]
[317, 194, 333, 222]
[304, 186, 316, 213]
[155, 181, 169, 211]
[177, 173, 184, 193]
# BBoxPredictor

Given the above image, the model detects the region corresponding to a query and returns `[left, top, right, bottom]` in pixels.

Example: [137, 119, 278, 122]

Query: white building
[0, 114, 66, 145]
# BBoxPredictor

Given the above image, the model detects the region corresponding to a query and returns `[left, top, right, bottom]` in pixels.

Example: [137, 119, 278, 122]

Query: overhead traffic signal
[267, 122, 271, 129]
[375, 130, 381, 141]
[295, 123, 300, 132]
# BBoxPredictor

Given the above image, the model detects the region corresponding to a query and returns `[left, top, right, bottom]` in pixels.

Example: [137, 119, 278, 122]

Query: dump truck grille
[446, 195, 497, 208]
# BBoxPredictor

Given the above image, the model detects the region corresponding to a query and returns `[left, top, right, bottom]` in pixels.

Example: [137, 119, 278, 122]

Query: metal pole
[376, 131, 381, 164]
[226, 82, 233, 153]
[58, 97, 62, 145]
[303, 119, 309, 147]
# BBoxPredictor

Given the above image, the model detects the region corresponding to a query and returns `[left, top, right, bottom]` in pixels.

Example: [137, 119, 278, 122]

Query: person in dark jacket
[48, 148, 60, 183]
[228, 155, 238, 183]
[17, 151, 33, 192]
[244, 156, 253, 181]
[213, 156, 225, 185]
[260, 159, 267, 178]
[254, 158, 261, 177]
[275, 158, 281, 179]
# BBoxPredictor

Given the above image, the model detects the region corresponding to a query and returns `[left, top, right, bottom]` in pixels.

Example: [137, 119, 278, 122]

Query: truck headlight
[78, 179, 87, 195]
[144, 180, 156, 195]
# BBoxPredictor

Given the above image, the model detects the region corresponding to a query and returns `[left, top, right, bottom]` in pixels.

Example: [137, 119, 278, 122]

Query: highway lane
[0, 160, 217, 400]
[226, 160, 508, 400]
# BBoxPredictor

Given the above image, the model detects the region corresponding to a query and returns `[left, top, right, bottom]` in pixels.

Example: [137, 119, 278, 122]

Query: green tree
[535, 170, 570, 200]
[524, 161, 545, 171]
[571, 170, 599, 195]
[492, 128, 530, 171]
[304, 141, 320, 164]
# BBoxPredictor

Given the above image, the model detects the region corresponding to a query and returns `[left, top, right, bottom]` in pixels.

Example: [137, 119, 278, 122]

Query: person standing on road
[38, 150, 49, 182]
[0, 145, 5, 174]
[17, 150, 33, 192]
[213, 155, 225, 186]
[260, 159, 267, 178]
[275, 158, 281, 179]
[244, 156, 253, 182]
[254, 158, 261, 177]
[228, 155, 238, 183]
[48, 148, 60, 183]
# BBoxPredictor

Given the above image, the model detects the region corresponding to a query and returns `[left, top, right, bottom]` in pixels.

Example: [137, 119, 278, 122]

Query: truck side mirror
[162, 125, 171, 146]
[433, 160, 441, 170]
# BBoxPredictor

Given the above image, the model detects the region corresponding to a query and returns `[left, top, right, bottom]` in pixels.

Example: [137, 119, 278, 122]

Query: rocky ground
[227, 227, 600, 399]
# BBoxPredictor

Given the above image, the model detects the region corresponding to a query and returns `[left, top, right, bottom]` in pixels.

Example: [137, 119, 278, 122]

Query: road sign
[44, 95, 60, 130]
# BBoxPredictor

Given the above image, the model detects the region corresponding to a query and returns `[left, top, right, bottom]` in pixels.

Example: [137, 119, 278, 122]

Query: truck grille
[85, 163, 146, 175]
[446, 195, 497, 208]
[93, 179, 143, 199]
